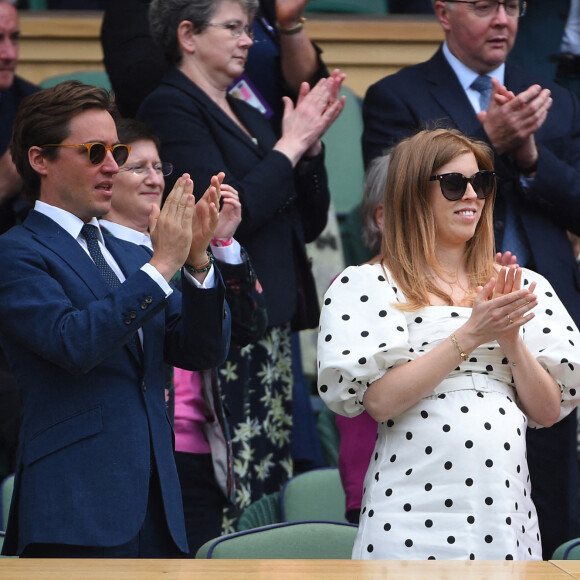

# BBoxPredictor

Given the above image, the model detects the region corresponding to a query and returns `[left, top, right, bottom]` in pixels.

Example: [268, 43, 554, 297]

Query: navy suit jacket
[138, 68, 330, 328]
[362, 47, 580, 327]
[0, 210, 230, 555]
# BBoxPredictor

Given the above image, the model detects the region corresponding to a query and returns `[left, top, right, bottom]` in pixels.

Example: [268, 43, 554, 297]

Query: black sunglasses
[42, 142, 131, 167]
[430, 170, 497, 201]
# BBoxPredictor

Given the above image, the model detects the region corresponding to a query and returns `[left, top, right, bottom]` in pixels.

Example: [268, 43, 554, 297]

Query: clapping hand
[187, 172, 224, 270]
[466, 266, 537, 347]
[276, 70, 346, 164]
[213, 182, 242, 241]
[149, 173, 196, 282]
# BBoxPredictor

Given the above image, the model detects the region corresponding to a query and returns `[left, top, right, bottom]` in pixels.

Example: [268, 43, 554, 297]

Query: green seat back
[316, 406, 340, 467]
[1, 474, 14, 532]
[321, 86, 365, 216]
[237, 492, 281, 531]
[306, 0, 388, 14]
[196, 521, 357, 559]
[553, 538, 580, 559]
[280, 467, 347, 523]
[40, 70, 112, 91]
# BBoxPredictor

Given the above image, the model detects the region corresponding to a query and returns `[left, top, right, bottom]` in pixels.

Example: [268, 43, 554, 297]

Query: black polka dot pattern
[317, 264, 580, 559]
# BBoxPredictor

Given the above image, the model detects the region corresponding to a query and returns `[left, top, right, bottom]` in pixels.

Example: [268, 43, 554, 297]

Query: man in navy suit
[362, 0, 580, 559]
[0, 81, 230, 558]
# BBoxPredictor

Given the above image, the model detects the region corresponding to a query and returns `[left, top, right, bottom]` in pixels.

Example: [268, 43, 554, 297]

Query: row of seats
[0, 468, 355, 558]
[24, 1, 389, 13]
[6, 464, 580, 558]
[197, 467, 355, 558]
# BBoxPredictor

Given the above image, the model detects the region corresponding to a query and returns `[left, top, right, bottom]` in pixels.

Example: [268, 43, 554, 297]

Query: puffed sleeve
[521, 269, 580, 427]
[317, 265, 415, 418]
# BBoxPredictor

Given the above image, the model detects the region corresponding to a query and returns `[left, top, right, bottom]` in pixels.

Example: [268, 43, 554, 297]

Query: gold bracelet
[450, 333, 469, 362]
[276, 16, 306, 35]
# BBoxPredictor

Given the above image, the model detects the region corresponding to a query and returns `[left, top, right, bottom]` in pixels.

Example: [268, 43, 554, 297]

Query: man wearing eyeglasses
[362, 0, 580, 560]
[0, 80, 231, 558]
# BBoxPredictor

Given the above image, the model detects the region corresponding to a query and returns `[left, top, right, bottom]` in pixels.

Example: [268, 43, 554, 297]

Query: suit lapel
[25, 211, 111, 298]
[25, 211, 144, 366]
[426, 48, 483, 137]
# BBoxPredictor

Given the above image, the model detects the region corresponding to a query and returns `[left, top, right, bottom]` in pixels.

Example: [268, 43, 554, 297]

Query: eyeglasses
[444, 0, 526, 18]
[118, 162, 173, 177]
[430, 170, 497, 201]
[207, 21, 254, 40]
[42, 142, 131, 167]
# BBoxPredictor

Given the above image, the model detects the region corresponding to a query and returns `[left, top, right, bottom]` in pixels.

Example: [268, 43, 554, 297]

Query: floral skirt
[220, 324, 294, 532]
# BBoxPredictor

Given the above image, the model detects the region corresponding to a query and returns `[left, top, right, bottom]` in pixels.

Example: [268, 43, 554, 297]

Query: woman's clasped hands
[467, 265, 538, 348]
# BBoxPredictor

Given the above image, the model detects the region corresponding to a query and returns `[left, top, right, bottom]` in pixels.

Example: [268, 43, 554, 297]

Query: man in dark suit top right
[362, 0, 580, 559]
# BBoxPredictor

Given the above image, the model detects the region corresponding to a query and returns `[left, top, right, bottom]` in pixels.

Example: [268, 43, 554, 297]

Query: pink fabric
[335, 411, 377, 513]
[173, 367, 211, 454]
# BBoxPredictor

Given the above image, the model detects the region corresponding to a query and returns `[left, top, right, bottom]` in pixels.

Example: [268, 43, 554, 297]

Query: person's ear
[433, 0, 452, 32]
[177, 20, 197, 55]
[28, 146, 49, 176]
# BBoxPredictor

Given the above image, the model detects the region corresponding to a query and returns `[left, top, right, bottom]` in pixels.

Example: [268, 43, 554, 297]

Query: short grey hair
[361, 152, 391, 252]
[149, 0, 259, 65]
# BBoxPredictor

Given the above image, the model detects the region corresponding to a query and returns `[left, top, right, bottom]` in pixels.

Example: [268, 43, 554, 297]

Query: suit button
[140, 302, 148, 310]
[142, 380, 147, 392]
[129, 310, 137, 319]
[124, 317, 132, 325]
[145, 296, 153, 303]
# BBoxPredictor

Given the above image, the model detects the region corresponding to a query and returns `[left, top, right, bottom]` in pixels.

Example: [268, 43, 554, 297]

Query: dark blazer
[0, 210, 230, 555]
[362, 47, 580, 558]
[138, 68, 330, 328]
[363, 46, 580, 327]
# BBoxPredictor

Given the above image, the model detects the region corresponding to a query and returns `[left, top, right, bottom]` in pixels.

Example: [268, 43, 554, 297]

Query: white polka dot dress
[317, 264, 580, 560]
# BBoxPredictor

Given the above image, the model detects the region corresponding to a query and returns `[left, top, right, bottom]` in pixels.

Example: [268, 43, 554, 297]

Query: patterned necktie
[81, 224, 121, 288]
[471, 74, 492, 111]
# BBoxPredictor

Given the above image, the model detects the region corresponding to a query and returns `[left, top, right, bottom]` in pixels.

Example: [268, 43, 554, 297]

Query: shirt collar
[99, 219, 153, 250]
[442, 41, 505, 90]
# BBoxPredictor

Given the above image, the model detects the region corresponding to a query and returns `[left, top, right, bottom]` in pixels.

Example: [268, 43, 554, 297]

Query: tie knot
[81, 223, 99, 242]
[471, 74, 492, 93]
[471, 75, 492, 111]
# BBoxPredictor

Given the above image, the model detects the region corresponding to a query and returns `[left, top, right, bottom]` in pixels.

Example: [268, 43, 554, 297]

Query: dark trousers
[174, 451, 227, 557]
[20, 470, 183, 558]
[527, 412, 580, 560]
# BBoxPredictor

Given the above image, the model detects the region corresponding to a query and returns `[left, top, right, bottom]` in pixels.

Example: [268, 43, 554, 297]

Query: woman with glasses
[101, 118, 267, 554]
[317, 128, 580, 560]
[138, 0, 344, 522]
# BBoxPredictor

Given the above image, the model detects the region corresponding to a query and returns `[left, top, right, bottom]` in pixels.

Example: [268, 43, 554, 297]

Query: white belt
[429, 372, 516, 399]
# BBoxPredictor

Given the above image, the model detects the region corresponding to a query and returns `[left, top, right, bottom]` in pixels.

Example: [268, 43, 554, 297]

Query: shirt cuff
[182, 265, 217, 289]
[141, 263, 173, 297]
[210, 238, 243, 265]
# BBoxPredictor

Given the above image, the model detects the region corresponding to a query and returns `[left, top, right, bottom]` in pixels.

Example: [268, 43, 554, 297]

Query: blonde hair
[380, 128, 496, 311]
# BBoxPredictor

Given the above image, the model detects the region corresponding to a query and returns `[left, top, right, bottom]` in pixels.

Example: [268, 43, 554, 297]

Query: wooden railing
[18, 11, 444, 97]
